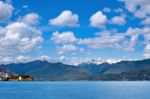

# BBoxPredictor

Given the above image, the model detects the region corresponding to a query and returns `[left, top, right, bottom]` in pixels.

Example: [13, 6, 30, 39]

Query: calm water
[0, 81, 149, 99]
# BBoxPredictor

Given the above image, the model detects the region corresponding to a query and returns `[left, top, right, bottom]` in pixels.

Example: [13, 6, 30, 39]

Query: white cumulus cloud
[57, 44, 78, 54]
[143, 44, 150, 58]
[111, 15, 126, 25]
[0, 22, 43, 55]
[78, 31, 124, 49]
[0, 1, 13, 22]
[141, 17, 150, 26]
[51, 31, 77, 44]
[49, 10, 79, 27]
[19, 13, 40, 25]
[90, 11, 107, 28]
[119, 0, 150, 18]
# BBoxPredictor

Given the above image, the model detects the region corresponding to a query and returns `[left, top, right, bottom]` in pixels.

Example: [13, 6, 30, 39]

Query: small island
[0, 69, 33, 81]
[0, 75, 33, 81]
[8, 75, 33, 81]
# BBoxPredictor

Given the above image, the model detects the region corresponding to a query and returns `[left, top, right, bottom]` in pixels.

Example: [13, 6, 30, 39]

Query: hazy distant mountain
[0, 60, 92, 80]
[0, 59, 150, 81]
[79, 62, 111, 74]
[104, 59, 150, 74]
[80, 59, 150, 74]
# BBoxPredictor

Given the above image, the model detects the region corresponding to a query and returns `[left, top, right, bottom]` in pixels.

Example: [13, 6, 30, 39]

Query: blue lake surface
[0, 81, 149, 99]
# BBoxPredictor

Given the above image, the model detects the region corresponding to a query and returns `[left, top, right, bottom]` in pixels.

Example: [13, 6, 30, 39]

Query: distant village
[0, 71, 33, 81]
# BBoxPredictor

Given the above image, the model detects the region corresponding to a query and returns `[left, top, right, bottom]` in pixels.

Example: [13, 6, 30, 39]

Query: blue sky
[0, 0, 150, 64]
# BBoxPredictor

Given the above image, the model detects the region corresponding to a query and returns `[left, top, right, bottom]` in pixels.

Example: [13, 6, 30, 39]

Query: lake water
[0, 81, 149, 99]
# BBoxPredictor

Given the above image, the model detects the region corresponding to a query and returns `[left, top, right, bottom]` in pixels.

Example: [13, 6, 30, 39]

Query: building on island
[9, 75, 33, 81]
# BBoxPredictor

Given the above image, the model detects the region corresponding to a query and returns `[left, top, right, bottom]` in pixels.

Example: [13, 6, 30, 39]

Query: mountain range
[0, 59, 150, 81]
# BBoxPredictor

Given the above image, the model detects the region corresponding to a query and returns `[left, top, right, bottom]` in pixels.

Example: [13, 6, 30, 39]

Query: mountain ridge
[0, 59, 150, 81]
